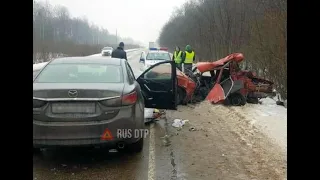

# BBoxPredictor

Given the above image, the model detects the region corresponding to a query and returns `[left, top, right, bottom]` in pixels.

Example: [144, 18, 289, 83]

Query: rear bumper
[33, 139, 123, 148]
[33, 109, 145, 147]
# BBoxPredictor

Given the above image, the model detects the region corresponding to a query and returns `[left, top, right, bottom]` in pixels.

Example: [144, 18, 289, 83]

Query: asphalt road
[33, 50, 176, 180]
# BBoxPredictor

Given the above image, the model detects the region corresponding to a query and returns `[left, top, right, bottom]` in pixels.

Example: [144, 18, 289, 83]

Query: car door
[205, 62, 234, 103]
[136, 60, 177, 110]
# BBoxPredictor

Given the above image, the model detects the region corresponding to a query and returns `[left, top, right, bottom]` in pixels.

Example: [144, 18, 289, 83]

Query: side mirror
[139, 58, 145, 62]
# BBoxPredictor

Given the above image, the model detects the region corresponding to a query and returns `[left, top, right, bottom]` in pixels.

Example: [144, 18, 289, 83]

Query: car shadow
[33, 146, 146, 176]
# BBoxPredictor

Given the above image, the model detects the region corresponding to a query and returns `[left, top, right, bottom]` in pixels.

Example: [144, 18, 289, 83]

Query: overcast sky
[43, 0, 187, 46]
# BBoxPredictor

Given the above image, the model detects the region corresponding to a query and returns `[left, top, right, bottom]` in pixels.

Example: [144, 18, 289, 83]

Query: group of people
[111, 42, 196, 76]
[172, 45, 195, 74]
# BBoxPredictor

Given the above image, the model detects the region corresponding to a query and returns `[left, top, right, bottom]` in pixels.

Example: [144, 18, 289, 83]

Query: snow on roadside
[207, 98, 287, 154]
[232, 98, 287, 154]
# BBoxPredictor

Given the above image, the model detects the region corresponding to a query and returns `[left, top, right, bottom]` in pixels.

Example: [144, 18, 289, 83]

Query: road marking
[148, 123, 156, 180]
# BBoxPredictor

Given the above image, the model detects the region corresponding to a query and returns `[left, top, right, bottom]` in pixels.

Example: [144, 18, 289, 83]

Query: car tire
[247, 97, 259, 104]
[230, 93, 246, 106]
[118, 138, 144, 153]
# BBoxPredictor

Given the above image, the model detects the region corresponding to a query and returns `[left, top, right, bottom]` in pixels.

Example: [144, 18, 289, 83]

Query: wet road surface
[33, 120, 177, 180]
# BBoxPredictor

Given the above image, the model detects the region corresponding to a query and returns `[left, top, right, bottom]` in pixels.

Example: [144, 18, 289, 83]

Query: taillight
[100, 97, 122, 107]
[122, 91, 138, 105]
[33, 99, 47, 108]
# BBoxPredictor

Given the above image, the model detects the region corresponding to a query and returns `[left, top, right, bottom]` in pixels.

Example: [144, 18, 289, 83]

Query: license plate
[51, 102, 96, 114]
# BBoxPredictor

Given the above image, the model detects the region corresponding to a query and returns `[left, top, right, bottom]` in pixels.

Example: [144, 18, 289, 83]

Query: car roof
[33, 62, 48, 71]
[147, 50, 169, 54]
[50, 56, 124, 66]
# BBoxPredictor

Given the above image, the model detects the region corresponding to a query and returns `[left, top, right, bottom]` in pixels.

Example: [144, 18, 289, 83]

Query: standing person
[172, 46, 183, 71]
[181, 45, 195, 76]
[111, 42, 127, 60]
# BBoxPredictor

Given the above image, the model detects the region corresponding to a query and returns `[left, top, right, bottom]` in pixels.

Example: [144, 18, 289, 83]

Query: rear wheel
[229, 93, 246, 106]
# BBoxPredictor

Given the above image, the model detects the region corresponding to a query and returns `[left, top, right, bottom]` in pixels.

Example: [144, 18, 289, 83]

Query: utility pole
[116, 29, 118, 45]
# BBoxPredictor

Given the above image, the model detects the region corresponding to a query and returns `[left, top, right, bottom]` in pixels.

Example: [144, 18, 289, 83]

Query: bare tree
[158, 0, 287, 99]
[33, 1, 140, 63]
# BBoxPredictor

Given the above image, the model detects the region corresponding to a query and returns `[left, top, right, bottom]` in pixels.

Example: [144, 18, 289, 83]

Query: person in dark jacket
[111, 42, 127, 60]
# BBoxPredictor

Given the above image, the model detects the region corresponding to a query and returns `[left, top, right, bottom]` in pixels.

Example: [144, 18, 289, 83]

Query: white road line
[148, 123, 156, 180]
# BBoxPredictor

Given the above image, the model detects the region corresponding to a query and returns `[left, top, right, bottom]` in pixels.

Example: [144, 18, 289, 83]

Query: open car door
[136, 60, 177, 110]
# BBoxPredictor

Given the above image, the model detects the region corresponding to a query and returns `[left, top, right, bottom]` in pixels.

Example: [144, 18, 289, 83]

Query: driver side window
[143, 63, 172, 79]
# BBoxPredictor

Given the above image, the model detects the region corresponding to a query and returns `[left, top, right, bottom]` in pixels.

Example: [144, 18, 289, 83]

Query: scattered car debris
[191, 53, 274, 106]
[144, 108, 162, 123]
[172, 119, 189, 128]
[189, 127, 196, 131]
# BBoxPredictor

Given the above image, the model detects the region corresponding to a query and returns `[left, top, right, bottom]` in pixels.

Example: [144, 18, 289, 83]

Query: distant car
[33, 62, 48, 79]
[101, 47, 113, 56]
[33, 56, 178, 153]
[140, 50, 171, 70]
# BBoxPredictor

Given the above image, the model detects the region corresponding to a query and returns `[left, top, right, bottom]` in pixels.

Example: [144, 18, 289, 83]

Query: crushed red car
[179, 53, 274, 106]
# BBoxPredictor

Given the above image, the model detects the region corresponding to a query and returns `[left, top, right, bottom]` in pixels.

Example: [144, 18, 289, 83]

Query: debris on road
[172, 119, 189, 128]
[144, 108, 162, 122]
[189, 127, 196, 131]
[144, 108, 155, 119]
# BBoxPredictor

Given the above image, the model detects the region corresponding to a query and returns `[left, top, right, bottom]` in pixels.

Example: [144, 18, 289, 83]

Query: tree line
[33, 1, 140, 63]
[158, 0, 287, 99]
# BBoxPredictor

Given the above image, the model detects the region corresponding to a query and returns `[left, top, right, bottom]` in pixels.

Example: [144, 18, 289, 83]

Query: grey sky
[43, 0, 187, 46]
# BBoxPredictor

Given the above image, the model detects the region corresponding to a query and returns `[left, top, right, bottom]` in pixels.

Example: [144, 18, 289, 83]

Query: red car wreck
[190, 53, 274, 106]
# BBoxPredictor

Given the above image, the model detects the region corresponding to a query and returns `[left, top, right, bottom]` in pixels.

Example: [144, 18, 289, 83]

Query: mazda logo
[68, 90, 78, 98]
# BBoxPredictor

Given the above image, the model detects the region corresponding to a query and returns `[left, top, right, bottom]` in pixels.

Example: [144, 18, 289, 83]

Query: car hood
[102, 50, 112, 53]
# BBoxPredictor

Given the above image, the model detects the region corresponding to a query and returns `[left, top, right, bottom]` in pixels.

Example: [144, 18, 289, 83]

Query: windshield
[34, 63, 123, 83]
[33, 70, 40, 79]
[103, 47, 112, 50]
[146, 52, 171, 61]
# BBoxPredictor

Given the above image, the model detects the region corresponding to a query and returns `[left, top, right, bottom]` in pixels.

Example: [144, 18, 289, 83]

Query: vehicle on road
[140, 49, 171, 69]
[138, 53, 274, 106]
[101, 47, 113, 56]
[192, 53, 274, 105]
[149, 42, 155, 49]
[33, 56, 177, 153]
